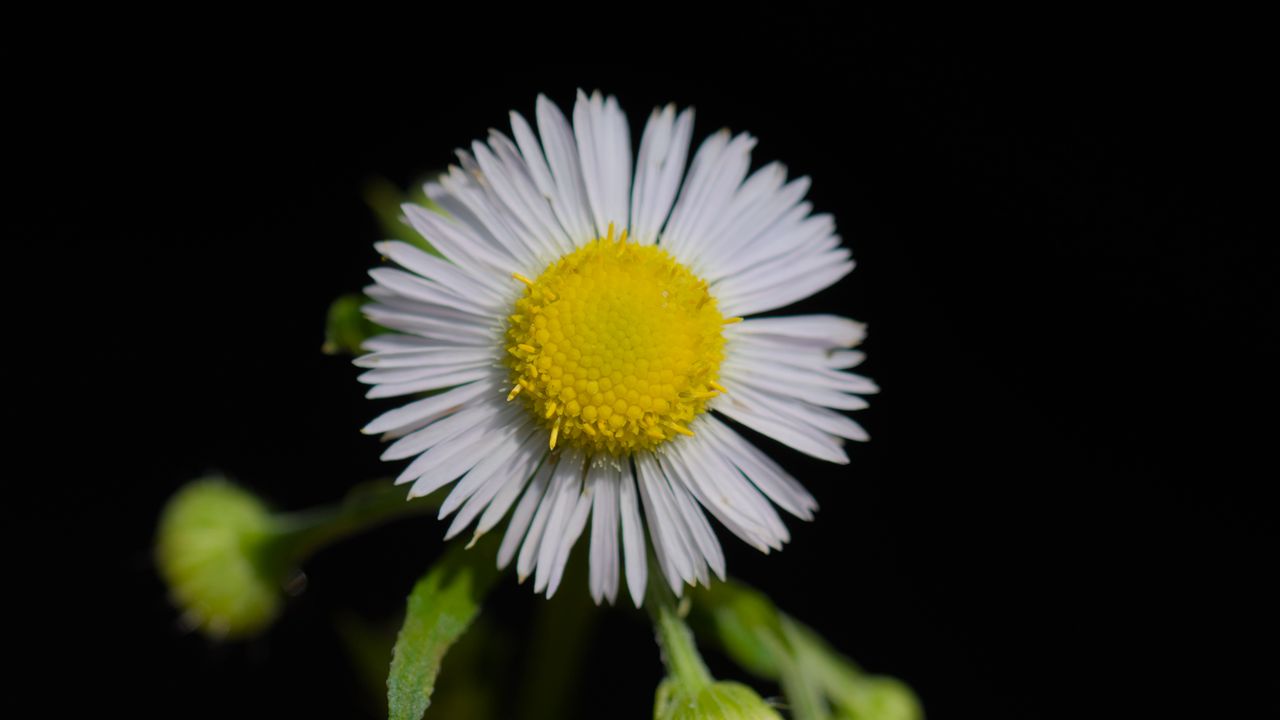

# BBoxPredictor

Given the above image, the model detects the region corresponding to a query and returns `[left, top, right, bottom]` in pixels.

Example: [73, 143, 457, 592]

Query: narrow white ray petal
[723, 382, 868, 443]
[362, 288, 505, 333]
[484, 131, 575, 254]
[713, 397, 850, 464]
[499, 458, 555, 570]
[354, 347, 496, 370]
[669, 132, 756, 267]
[427, 175, 541, 274]
[535, 94, 596, 244]
[361, 378, 493, 436]
[725, 340, 863, 374]
[533, 450, 586, 593]
[361, 303, 496, 343]
[573, 90, 631, 234]
[374, 239, 508, 300]
[365, 367, 495, 399]
[629, 105, 674, 244]
[401, 203, 519, 288]
[722, 366, 870, 411]
[636, 453, 702, 590]
[618, 461, 648, 607]
[661, 129, 729, 250]
[367, 267, 501, 318]
[357, 360, 493, 386]
[510, 109, 593, 249]
[436, 165, 539, 269]
[661, 440, 777, 553]
[692, 162, 788, 267]
[455, 150, 562, 264]
[715, 245, 849, 303]
[603, 93, 632, 232]
[731, 314, 867, 349]
[382, 402, 501, 462]
[396, 406, 524, 491]
[438, 421, 537, 520]
[709, 216, 839, 288]
[404, 419, 512, 499]
[635, 106, 694, 245]
[466, 433, 550, 540]
[588, 464, 621, 604]
[675, 435, 791, 547]
[719, 259, 856, 317]
[699, 175, 812, 279]
[723, 357, 879, 395]
[546, 481, 592, 598]
[361, 333, 441, 353]
[700, 415, 818, 520]
[655, 454, 725, 581]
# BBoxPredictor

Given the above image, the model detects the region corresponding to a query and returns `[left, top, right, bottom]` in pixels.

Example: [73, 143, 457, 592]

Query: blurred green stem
[649, 580, 712, 693]
[265, 481, 438, 571]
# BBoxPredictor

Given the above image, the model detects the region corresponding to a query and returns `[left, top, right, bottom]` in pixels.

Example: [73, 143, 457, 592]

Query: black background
[22, 11, 1277, 720]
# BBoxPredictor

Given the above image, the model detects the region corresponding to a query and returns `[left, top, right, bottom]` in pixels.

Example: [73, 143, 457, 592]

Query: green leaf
[322, 293, 383, 356]
[387, 536, 502, 720]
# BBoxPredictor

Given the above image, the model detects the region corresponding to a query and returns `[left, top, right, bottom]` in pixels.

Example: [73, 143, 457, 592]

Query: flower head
[359, 91, 876, 604]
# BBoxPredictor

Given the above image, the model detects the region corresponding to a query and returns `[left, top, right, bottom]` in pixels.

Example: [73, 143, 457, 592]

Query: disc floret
[506, 227, 730, 455]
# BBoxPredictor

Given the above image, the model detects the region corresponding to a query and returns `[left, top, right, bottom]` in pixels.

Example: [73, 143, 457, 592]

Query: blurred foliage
[692, 581, 923, 720]
[323, 293, 384, 356]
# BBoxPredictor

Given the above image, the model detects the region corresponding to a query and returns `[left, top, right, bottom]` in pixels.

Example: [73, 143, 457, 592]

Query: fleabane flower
[358, 91, 876, 605]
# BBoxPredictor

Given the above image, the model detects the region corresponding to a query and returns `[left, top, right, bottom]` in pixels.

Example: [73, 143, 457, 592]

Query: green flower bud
[655, 680, 783, 720]
[155, 477, 285, 640]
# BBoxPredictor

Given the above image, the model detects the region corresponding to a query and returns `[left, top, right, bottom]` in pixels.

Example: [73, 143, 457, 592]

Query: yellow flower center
[505, 227, 732, 456]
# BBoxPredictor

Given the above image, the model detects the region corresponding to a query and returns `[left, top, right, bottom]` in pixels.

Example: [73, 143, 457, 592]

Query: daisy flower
[358, 91, 876, 606]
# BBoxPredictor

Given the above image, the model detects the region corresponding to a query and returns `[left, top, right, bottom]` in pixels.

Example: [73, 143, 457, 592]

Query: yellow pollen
[504, 233, 727, 456]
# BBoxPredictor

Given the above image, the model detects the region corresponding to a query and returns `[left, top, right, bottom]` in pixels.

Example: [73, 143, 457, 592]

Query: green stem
[264, 480, 440, 573]
[648, 578, 712, 692]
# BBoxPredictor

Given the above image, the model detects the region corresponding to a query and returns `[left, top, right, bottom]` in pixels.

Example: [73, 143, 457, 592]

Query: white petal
[498, 458, 555, 570]
[510, 108, 594, 249]
[574, 90, 631, 236]
[354, 346, 496, 370]
[357, 360, 494, 386]
[731, 314, 867, 349]
[655, 454, 725, 581]
[713, 395, 850, 464]
[533, 450, 587, 593]
[699, 416, 817, 520]
[535, 95, 596, 245]
[588, 464, 621, 605]
[428, 173, 541, 274]
[367, 267, 501, 318]
[635, 453, 702, 592]
[438, 421, 538, 521]
[662, 439, 780, 553]
[718, 258, 855, 317]
[546, 479, 592, 598]
[618, 461, 648, 607]
[629, 105, 694, 245]
[667, 132, 756, 267]
[382, 401, 501, 462]
[401, 203, 519, 288]
[361, 378, 493, 435]
[364, 367, 494, 399]
[471, 436, 551, 538]
[375, 239, 508, 301]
